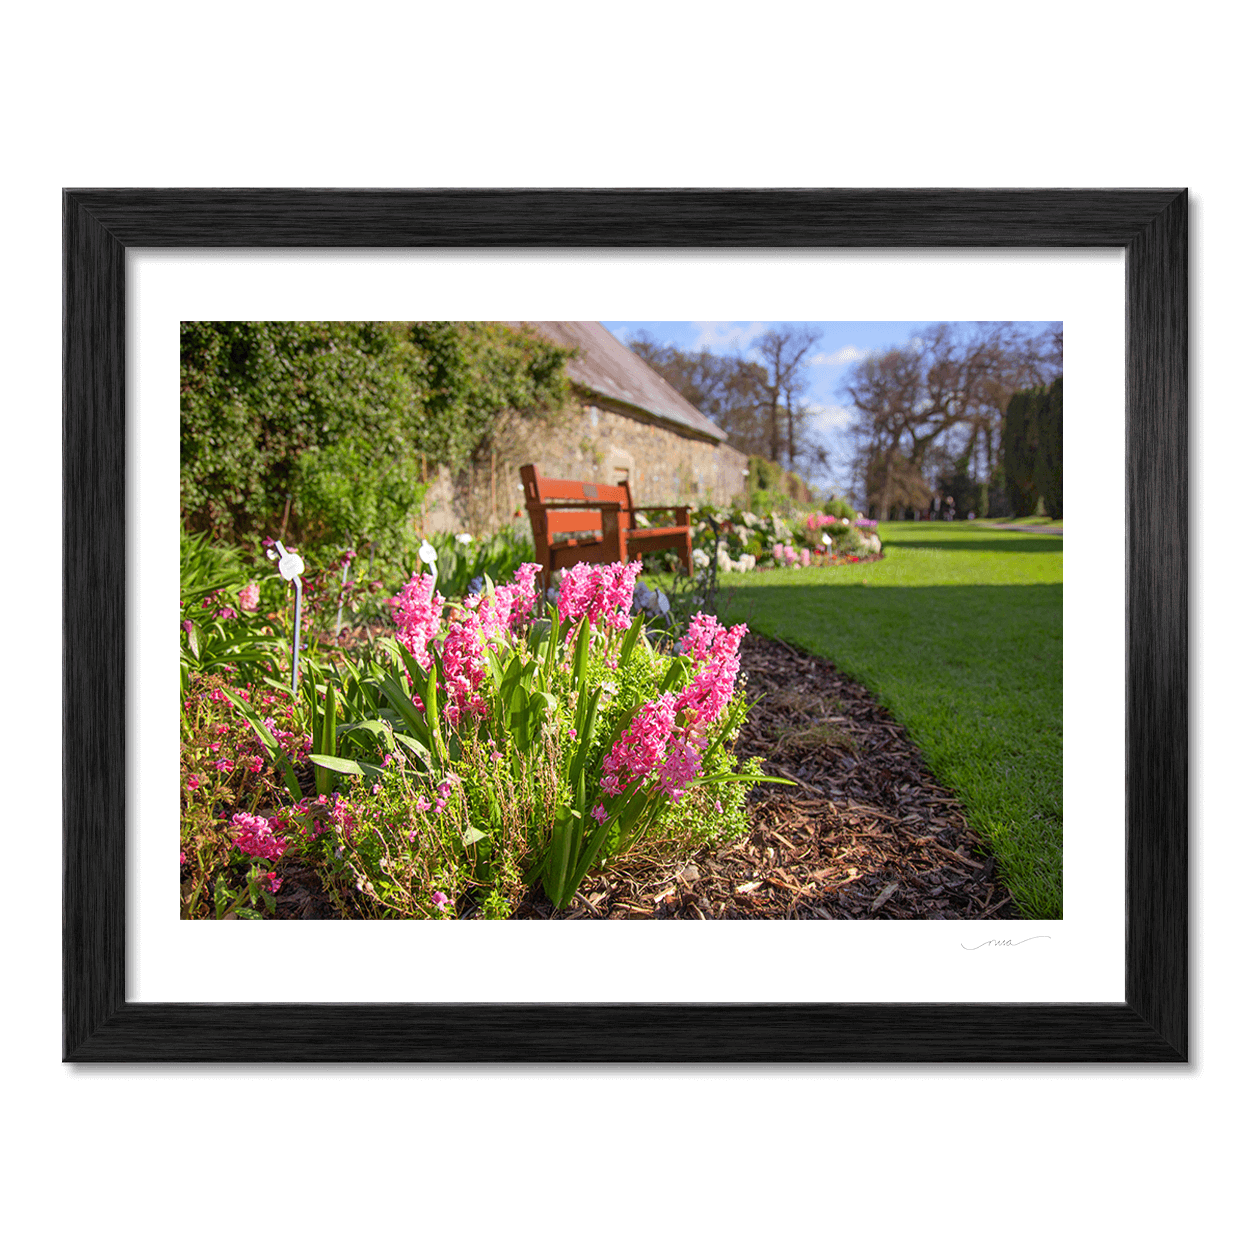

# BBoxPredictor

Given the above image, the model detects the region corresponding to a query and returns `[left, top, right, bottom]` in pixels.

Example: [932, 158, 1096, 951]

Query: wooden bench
[520, 463, 693, 585]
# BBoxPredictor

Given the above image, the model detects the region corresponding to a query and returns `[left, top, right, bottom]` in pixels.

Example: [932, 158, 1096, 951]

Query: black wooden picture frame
[63, 188, 1187, 1062]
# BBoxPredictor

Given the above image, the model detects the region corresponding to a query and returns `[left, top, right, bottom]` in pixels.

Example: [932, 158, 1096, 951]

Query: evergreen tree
[1034, 377, 1063, 519]
[1003, 385, 1043, 517]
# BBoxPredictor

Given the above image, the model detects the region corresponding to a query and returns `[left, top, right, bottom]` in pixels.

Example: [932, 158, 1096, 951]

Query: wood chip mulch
[510, 632, 1018, 921]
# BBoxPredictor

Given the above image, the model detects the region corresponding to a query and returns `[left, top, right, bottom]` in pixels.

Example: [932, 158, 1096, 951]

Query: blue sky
[605, 321, 1055, 497]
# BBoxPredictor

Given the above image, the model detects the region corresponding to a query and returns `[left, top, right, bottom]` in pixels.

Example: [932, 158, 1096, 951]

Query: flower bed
[676, 505, 883, 579]
[180, 555, 765, 919]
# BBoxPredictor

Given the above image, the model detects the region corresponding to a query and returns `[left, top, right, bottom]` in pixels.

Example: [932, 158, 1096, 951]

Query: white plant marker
[270, 540, 305, 694]
[419, 539, 438, 585]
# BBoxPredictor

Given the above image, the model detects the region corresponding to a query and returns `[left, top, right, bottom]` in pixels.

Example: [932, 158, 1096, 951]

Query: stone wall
[421, 394, 748, 536]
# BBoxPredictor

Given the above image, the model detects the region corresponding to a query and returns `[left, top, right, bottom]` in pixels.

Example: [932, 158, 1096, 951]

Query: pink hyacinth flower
[390, 571, 446, 669]
[239, 582, 260, 612]
[599, 693, 679, 798]
[556, 560, 641, 631]
[674, 615, 748, 727]
[508, 563, 544, 628]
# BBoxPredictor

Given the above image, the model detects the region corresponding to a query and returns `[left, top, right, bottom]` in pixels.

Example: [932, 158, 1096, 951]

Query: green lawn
[981, 515, 1063, 528]
[715, 522, 1062, 919]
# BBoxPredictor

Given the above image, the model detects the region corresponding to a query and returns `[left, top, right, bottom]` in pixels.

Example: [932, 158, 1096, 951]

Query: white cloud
[690, 320, 769, 352]
[809, 345, 869, 368]
[806, 402, 857, 432]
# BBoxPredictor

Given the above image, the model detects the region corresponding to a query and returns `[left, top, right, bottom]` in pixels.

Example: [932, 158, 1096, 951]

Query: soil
[267, 628, 1019, 921]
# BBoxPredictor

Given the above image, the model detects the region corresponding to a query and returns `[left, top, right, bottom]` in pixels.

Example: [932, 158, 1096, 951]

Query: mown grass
[713, 522, 1063, 919]
[982, 515, 1063, 527]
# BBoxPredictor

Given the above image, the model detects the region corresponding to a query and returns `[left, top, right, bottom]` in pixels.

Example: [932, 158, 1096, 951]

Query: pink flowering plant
[180, 543, 766, 918]
[259, 558, 764, 915]
[180, 672, 313, 918]
[801, 511, 875, 556]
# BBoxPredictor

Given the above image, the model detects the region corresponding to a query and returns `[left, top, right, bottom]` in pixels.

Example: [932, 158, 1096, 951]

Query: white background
[4, 4, 1240, 1248]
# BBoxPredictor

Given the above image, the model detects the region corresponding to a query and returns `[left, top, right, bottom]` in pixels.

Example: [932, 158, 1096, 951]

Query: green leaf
[691, 772, 794, 787]
[307, 753, 365, 777]
[617, 611, 645, 667]
[315, 684, 339, 797]
[572, 616, 590, 687]
[425, 665, 446, 763]
[571, 810, 620, 886]
[659, 655, 690, 694]
[542, 803, 581, 909]
[377, 670, 429, 744]
[394, 733, 433, 770]
[543, 601, 561, 682]
[566, 687, 601, 786]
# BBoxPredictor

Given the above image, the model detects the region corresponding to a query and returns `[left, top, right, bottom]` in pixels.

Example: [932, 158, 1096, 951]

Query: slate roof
[510, 321, 728, 444]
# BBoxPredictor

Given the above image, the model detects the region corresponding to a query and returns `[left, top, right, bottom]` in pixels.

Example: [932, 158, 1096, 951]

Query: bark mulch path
[510, 631, 1019, 921]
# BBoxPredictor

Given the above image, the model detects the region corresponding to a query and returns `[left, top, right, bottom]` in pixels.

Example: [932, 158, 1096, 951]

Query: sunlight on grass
[715, 522, 1063, 919]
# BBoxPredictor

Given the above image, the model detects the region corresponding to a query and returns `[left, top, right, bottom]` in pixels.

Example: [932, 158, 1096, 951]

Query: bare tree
[844, 322, 1061, 516]
[751, 326, 822, 464]
[628, 331, 795, 464]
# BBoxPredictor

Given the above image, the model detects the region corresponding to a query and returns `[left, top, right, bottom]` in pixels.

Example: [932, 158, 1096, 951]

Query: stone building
[422, 321, 749, 534]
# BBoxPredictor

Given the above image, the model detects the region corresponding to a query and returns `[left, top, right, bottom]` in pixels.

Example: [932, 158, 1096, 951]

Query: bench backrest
[519, 464, 636, 538]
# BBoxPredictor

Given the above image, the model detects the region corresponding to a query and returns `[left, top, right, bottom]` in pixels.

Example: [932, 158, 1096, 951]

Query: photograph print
[179, 318, 1062, 923]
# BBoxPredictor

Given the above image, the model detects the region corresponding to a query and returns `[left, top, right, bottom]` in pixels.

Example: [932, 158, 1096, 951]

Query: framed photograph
[64, 188, 1187, 1061]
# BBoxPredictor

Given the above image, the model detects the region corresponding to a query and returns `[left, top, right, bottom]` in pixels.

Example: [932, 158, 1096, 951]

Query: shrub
[181, 320, 572, 548]
[289, 434, 428, 558]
